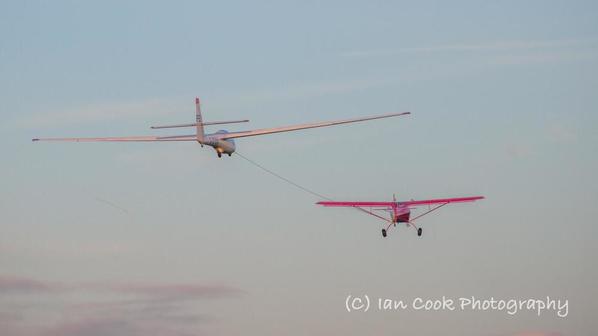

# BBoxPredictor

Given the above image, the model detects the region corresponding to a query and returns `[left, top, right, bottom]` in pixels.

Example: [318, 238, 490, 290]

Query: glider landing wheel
[417, 227, 423, 237]
[381, 229, 387, 238]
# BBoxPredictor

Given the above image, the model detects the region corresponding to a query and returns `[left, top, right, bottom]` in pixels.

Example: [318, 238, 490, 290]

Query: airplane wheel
[417, 227, 423, 237]
[381, 229, 387, 238]
[217, 153, 222, 158]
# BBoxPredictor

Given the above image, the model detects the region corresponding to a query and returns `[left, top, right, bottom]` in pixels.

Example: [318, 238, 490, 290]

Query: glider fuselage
[202, 130, 236, 156]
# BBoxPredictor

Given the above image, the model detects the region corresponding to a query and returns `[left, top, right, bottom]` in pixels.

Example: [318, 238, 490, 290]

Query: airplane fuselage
[393, 204, 411, 223]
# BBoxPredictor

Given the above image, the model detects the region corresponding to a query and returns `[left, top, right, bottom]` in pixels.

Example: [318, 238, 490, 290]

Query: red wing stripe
[316, 201, 395, 207]
[399, 196, 484, 206]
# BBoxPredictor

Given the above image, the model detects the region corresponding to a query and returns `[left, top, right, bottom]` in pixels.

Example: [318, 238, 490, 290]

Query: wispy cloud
[509, 332, 562, 336]
[505, 142, 533, 160]
[89, 282, 243, 301]
[15, 96, 186, 129]
[0, 275, 243, 336]
[41, 317, 201, 336]
[547, 123, 578, 143]
[0, 238, 142, 260]
[504, 119, 580, 160]
[489, 50, 597, 65]
[0, 275, 62, 293]
[342, 38, 596, 58]
[216, 77, 390, 108]
[19, 77, 389, 130]
[0, 275, 243, 300]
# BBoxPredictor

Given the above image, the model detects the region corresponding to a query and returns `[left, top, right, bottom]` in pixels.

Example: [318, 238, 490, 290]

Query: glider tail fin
[195, 97, 204, 143]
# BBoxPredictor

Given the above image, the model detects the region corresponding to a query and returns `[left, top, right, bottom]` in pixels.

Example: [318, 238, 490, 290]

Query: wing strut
[409, 202, 450, 223]
[352, 206, 393, 223]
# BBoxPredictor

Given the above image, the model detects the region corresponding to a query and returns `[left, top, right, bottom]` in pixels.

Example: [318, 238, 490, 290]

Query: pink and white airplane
[317, 195, 484, 237]
[32, 98, 410, 157]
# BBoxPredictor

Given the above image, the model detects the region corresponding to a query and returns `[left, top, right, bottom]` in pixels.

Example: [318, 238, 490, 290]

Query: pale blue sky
[1, 1, 598, 335]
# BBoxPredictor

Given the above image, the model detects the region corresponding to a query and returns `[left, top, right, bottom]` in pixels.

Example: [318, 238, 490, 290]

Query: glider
[317, 195, 484, 237]
[32, 98, 410, 157]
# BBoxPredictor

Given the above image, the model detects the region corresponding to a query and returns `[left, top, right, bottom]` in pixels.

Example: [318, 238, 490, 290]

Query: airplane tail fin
[195, 97, 204, 143]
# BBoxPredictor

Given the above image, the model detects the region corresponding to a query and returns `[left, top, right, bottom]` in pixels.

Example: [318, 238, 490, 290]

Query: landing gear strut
[417, 227, 423, 237]
[381, 229, 387, 238]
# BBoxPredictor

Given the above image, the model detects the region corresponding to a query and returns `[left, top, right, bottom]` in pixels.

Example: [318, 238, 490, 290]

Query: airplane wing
[317, 197, 484, 208]
[317, 201, 395, 207]
[399, 196, 484, 206]
[32, 134, 197, 142]
[317, 201, 394, 223]
[219, 112, 410, 140]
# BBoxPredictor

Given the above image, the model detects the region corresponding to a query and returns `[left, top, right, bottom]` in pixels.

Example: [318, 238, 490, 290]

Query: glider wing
[32, 134, 197, 142]
[219, 112, 410, 140]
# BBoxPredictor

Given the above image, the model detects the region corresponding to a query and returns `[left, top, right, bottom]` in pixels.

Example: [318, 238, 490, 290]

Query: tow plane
[32, 98, 410, 157]
[317, 195, 484, 237]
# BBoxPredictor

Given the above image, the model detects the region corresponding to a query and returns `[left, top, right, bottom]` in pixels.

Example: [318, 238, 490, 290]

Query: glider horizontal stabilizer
[150, 119, 250, 129]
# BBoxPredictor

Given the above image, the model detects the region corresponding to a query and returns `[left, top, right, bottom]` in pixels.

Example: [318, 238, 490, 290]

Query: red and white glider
[317, 195, 484, 237]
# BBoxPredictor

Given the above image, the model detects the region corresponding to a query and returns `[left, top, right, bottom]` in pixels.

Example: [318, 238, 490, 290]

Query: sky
[1, 0, 598, 335]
